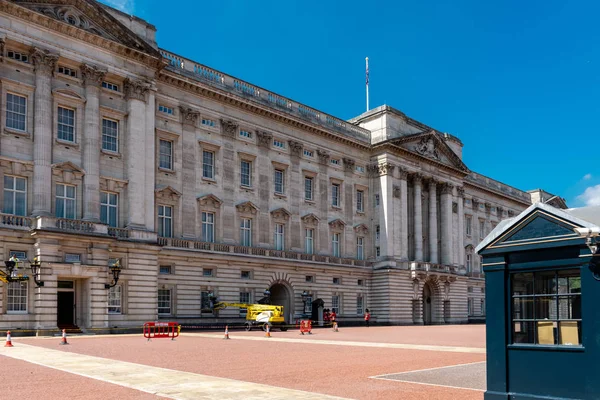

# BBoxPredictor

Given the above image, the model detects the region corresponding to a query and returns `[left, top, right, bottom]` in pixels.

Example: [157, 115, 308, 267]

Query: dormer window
[6, 50, 28, 63]
[57, 65, 77, 78]
[102, 81, 119, 92]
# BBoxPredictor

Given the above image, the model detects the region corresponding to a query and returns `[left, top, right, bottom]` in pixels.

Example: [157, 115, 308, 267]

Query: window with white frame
[303, 149, 313, 157]
[331, 183, 340, 207]
[356, 190, 364, 212]
[274, 169, 285, 194]
[158, 104, 173, 115]
[331, 295, 340, 314]
[200, 290, 211, 311]
[240, 160, 252, 187]
[7, 282, 27, 313]
[108, 284, 122, 314]
[203, 268, 214, 277]
[305, 229, 314, 254]
[9, 250, 26, 260]
[6, 93, 27, 131]
[357, 296, 364, 315]
[202, 150, 215, 179]
[304, 176, 313, 201]
[102, 118, 119, 152]
[57, 106, 75, 142]
[273, 139, 285, 149]
[355, 165, 365, 173]
[466, 215, 472, 236]
[159, 139, 173, 170]
[158, 289, 172, 315]
[3, 176, 26, 216]
[239, 130, 252, 139]
[239, 292, 250, 316]
[330, 158, 340, 166]
[65, 253, 81, 263]
[100, 192, 118, 227]
[333, 277, 341, 285]
[6, 50, 28, 63]
[240, 218, 252, 246]
[158, 205, 173, 238]
[274, 223, 285, 250]
[466, 252, 472, 272]
[479, 220, 485, 239]
[102, 81, 119, 92]
[201, 118, 215, 127]
[332, 232, 340, 257]
[201, 212, 215, 242]
[241, 270, 252, 279]
[356, 237, 364, 260]
[56, 184, 76, 219]
[305, 275, 314, 283]
[159, 265, 172, 274]
[468, 297, 474, 316]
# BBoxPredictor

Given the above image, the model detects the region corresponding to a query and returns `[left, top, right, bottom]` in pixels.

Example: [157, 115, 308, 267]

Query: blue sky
[101, 0, 600, 207]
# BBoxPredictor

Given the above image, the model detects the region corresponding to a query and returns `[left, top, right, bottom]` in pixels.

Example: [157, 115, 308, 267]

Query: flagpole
[365, 57, 369, 112]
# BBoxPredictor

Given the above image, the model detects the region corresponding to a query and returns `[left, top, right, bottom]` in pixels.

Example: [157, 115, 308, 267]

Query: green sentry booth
[476, 202, 600, 400]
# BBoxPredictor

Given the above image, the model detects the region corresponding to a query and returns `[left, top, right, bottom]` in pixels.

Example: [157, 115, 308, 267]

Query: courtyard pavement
[0, 325, 487, 400]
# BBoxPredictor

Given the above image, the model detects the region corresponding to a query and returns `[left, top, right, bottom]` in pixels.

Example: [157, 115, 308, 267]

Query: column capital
[497, 205, 504, 215]
[317, 149, 330, 165]
[440, 182, 454, 195]
[219, 119, 238, 137]
[376, 162, 396, 176]
[342, 157, 355, 172]
[30, 47, 59, 76]
[178, 106, 200, 127]
[456, 186, 465, 198]
[0, 37, 5, 62]
[485, 202, 493, 213]
[288, 140, 303, 157]
[123, 78, 150, 101]
[472, 197, 481, 208]
[397, 167, 409, 180]
[80, 64, 107, 87]
[411, 172, 424, 184]
[256, 130, 273, 148]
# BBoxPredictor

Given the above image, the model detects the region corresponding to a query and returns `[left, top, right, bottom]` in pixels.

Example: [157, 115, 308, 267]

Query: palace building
[0, 0, 563, 333]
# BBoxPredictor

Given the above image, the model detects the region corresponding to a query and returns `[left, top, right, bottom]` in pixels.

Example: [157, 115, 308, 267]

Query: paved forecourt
[1, 325, 487, 400]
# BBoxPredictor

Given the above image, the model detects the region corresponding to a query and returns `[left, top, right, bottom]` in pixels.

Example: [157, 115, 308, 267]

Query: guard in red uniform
[364, 308, 371, 327]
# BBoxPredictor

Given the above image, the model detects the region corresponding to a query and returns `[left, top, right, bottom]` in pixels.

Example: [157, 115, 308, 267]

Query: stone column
[413, 173, 423, 261]
[428, 179, 438, 263]
[289, 141, 304, 251]
[398, 168, 409, 260]
[316, 149, 330, 253]
[179, 106, 200, 238]
[440, 183, 454, 265]
[80, 64, 106, 222]
[145, 88, 156, 231]
[30, 48, 58, 216]
[457, 187, 465, 267]
[124, 79, 149, 229]
[256, 130, 273, 247]
[377, 162, 395, 259]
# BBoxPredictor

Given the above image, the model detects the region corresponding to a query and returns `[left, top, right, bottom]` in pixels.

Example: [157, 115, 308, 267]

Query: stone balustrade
[409, 261, 465, 280]
[157, 237, 370, 267]
[0, 214, 33, 230]
[159, 50, 371, 143]
[466, 173, 530, 203]
[33, 216, 108, 235]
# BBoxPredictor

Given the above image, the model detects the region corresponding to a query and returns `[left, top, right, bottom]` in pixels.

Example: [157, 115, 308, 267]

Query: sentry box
[476, 202, 600, 400]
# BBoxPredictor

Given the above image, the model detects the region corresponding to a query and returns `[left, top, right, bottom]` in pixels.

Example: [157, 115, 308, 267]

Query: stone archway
[267, 272, 295, 323]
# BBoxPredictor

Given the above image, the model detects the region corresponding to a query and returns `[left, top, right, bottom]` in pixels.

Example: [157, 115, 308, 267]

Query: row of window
[6, 93, 120, 153]
[465, 215, 498, 240]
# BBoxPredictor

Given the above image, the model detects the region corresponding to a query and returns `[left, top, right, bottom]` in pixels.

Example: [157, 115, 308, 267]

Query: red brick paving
[11, 325, 487, 400]
[2, 354, 163, 400]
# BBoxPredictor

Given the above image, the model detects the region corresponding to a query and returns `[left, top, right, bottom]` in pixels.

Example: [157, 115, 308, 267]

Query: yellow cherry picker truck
[209, 290, 288, 331]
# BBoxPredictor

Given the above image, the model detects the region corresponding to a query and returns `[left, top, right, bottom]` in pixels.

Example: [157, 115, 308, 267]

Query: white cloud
[583, 173, 592, 180]
[577, 184, 600, 206]
[101, 0, 135, 14]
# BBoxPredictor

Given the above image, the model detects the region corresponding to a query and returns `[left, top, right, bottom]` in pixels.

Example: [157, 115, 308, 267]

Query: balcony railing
[159, 49, 371, 143]
[0, 214, 33, 230]
[410, 261, 465, 278]
[157, 237, 370, 267]
[466, 173, 530, 203]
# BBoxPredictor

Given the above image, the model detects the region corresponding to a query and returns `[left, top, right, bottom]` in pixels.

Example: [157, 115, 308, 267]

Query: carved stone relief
[288, 140, 303, 157]
[236, 201, 259, 215]
[377, 162, 395, 176]
[301, 213, 320, 226]
[342, 157, 355, 172]
[80, 64, 106, 87]
[270, 207, 291, 220]
[179, 106, 201, 127]
[220, 119, 238, 138]
[256, 130, 273, 148]
[317, 149, 330, 165]
[415, 136, 440, 160]
[197, 194, 223, 209]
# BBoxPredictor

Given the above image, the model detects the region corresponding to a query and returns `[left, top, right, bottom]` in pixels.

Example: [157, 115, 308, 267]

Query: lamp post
[1, 258, 29, 284]
[574, 227, 600, 281]
[301, 290, 309, 317]
[104, 258, 122, 289]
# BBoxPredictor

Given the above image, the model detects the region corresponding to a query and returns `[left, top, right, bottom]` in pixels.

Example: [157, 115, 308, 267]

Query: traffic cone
[4, 331, 13, 347]
[59, 329, 69, 345]
[265, 323, 271, 338]
[223, 325, 230, 340]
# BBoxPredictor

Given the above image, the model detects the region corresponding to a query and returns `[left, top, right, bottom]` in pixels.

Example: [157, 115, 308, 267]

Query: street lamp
[104, 258, 122, 289]
[1, 257, 29, 285]
[301, 291, 309, 316]
[29, 257, 44, 287]
[574, 227, 600, 280]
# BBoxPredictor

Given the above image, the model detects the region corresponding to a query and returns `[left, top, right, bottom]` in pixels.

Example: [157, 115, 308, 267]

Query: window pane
[535, 296, 556, 320]
[512, 297, 534, 320]
[513, 321, 535, 344]
[512, 272, 534, 296]
[535, 271, 557, 295]
[559, 321, 581, 346]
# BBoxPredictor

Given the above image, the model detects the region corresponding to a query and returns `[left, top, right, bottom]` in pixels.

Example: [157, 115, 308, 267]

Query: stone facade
[0, 1, 556, 333]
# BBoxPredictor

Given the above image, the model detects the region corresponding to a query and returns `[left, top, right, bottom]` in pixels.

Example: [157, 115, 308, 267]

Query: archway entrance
[269, 283, 292, 323]
[423, 282, 434, 325]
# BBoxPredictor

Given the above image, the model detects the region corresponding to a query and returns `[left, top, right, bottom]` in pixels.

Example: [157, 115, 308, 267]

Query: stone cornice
[1, 0, 164, 70]
[80, 63, 107, 87]
[464, 181, 531, 207]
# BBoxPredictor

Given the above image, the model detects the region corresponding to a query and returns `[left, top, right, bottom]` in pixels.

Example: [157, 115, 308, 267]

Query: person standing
[364, 308, 371, 327]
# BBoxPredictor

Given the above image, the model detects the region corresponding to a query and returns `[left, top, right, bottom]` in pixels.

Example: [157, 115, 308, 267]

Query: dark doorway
[423, 283, 433, 325]
[57, 291, 75, 327]
[269, 283, 292, 323]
